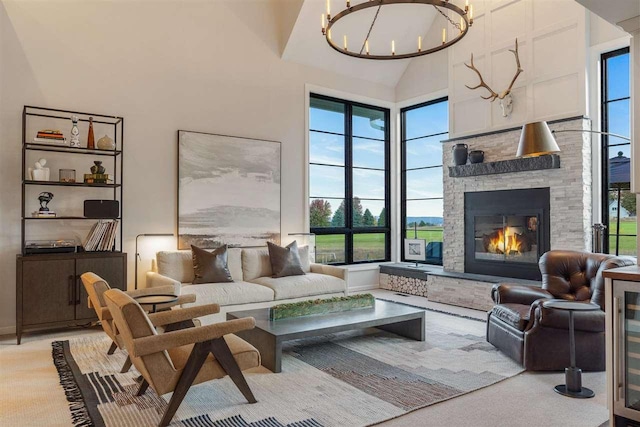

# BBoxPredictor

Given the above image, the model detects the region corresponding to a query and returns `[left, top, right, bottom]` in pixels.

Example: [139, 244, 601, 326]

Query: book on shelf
[31, 211, 56, 218]
[83, 219, 119, 251]
[33, 137, 67, 144]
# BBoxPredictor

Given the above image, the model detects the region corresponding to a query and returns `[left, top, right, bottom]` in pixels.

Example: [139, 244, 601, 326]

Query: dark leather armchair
[487, 250, 634, 371]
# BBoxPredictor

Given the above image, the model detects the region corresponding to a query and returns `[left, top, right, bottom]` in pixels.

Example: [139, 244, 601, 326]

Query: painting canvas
[178, 131, 281, 249]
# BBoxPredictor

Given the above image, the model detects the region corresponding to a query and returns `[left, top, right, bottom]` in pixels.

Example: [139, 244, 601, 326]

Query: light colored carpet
[48, 306, 522, 426]
[0, 290, 611, 427]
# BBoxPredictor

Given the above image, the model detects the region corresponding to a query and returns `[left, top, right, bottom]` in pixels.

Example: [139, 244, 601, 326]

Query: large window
[601, 47, 634, 256]
[309, 94, 390, 264]
[400, 97, 448, 264]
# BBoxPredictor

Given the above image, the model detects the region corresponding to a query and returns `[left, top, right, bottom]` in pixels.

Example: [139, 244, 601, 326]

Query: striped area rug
[52, 308, 522, 426]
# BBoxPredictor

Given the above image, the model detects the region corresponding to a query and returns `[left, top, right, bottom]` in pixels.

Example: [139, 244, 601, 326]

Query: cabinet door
[21, 259, 76, 326]
[612, 281, 640, 421]
[76, 256, 125, 321]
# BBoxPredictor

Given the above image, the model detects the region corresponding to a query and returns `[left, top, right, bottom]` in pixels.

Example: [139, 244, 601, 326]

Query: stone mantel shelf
[448, 154, 561, 178]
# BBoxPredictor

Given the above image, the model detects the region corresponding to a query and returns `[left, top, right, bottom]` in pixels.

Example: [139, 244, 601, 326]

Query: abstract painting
[178, 131, 281, 249]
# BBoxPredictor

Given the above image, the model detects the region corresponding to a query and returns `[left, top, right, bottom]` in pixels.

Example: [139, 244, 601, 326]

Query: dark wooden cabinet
[16, 252, 126, 344]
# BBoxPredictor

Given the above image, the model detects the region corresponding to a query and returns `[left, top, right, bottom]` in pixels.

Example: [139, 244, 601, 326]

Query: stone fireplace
[464, 188, 551, 280]
[443, 116, 592, 276]
[381, 116, 593, 311]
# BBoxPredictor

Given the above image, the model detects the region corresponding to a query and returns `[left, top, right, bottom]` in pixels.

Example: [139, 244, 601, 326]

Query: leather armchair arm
[533, 303, 605, 333]
[132, 317, 256, 357]
[491, 283, 553, 305]
[147, 303, 220, 327]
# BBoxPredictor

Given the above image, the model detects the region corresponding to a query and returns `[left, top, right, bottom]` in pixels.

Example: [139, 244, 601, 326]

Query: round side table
[134, 294, 178, 313]
[542, 300, 601, 399]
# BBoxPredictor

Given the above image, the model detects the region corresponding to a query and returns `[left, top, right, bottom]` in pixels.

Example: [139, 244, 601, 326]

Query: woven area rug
[51, 307, 523, 426]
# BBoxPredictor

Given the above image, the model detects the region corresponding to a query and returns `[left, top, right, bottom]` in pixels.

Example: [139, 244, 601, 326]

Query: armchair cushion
[168, 334, 259, 373]
[491, 303, 531, 331]
[535, 303, 605, 333]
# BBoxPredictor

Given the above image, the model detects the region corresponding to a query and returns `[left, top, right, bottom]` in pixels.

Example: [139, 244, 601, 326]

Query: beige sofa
[146, 246, 348, 324]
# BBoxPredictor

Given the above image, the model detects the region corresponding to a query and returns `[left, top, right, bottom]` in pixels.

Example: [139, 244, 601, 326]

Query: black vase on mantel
[452, 143, 468, 166]
[469, 150, 485, 164]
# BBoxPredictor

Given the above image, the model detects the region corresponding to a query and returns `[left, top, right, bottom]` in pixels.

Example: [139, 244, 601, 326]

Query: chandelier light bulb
[327, 0, 331, 20]
[343, 35, 347, 50]
[347, 0, 350, 7]
[442, 28, 446, 44]
[392, 40, 395, 55]
[321, 14, 326, 34]
[366, 39, 370, 55]
[469, 4, 473, 21]
[418, 36, 422, 52]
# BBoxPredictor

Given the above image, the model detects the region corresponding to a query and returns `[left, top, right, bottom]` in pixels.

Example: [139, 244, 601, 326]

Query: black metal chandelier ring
[324, 0, 472, 60]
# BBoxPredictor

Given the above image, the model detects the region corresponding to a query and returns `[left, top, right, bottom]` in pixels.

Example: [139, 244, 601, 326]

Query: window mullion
[345, 102, 354, 264]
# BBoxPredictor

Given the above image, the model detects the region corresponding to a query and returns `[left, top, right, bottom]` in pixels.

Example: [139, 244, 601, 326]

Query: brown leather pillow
[191, 245, 234, 284]
[267, 241, 306, 278]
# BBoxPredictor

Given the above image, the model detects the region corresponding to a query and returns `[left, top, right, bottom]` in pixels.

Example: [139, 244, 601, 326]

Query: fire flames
[486, 227, 523, 255]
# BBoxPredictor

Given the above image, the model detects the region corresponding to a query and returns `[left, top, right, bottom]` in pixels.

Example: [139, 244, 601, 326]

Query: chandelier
[321, 0, 474, 60]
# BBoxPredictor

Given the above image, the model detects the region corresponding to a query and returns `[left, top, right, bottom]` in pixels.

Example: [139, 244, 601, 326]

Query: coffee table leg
[378, 316, 425, 341]
[235, 328, 281, 373]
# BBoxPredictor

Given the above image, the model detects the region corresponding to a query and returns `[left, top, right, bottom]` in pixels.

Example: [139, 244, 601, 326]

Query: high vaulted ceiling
[282, 0, 450, 87]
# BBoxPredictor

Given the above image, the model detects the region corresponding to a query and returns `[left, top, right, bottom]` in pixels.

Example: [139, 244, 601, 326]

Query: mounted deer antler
[464, 39, 524, 116]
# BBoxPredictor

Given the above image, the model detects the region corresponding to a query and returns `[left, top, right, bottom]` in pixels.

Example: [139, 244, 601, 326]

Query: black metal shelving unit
[20, 105, 124, 254]
[16, 106, 127, 344]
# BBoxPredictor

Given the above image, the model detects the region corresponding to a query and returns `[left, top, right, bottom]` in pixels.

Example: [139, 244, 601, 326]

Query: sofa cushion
[156, 250, 194, 283]
[299, 245, 311, 273]
[248, 273, 345, 300]
[267, 241, 305, 278]
[191, 245, 233, 284]
[156, 248, 243, 283]
[242, 248, 272, 281]
[491, 303, 530, 331]
[180, 281, 274, 306]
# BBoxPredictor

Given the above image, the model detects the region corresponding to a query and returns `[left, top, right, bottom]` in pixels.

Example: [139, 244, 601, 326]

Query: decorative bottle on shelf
[452, 143, 468, 166]
[87, 117, 95, 149]
[90, 161, 106, 174]
[69, 116, 80, 148]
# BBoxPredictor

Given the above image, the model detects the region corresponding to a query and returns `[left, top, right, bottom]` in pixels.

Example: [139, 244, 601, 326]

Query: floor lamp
[135, 233, 174, 290]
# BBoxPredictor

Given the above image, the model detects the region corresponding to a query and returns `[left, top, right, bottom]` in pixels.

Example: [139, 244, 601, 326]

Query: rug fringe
[52, 341, 94, 427]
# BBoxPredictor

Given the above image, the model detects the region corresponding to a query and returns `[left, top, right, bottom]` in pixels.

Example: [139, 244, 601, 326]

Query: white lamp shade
[516, 121, 560, 158]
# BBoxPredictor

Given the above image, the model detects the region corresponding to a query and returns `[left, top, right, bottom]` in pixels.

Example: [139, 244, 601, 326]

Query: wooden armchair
[103, 288, 260, 427]
[80, 272, 196, 372]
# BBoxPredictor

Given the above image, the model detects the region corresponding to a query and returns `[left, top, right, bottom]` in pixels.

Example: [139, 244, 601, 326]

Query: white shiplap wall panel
[449, 0, 587, 137]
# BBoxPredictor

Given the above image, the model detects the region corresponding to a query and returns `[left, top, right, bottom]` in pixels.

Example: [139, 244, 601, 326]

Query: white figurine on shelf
[70, 115, 80, 148]
[29, 158, 50, 181]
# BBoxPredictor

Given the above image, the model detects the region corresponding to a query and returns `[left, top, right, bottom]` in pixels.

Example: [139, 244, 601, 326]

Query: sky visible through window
[603, 48, 633, 256]
[403, 100, 448, 221]
[309, 99, 387, 220]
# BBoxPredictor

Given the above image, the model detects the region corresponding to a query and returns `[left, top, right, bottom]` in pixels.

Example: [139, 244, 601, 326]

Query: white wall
[449, 0, 588, 138]
[395, 22, 449, 103]
[0, 0, 395, 334]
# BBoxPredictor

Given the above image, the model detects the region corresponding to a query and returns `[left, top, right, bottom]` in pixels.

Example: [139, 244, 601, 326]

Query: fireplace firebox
[464, 188, 550, 280]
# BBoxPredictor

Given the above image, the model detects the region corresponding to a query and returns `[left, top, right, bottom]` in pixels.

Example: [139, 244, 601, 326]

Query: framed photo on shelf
[404, 238, 426, 261]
